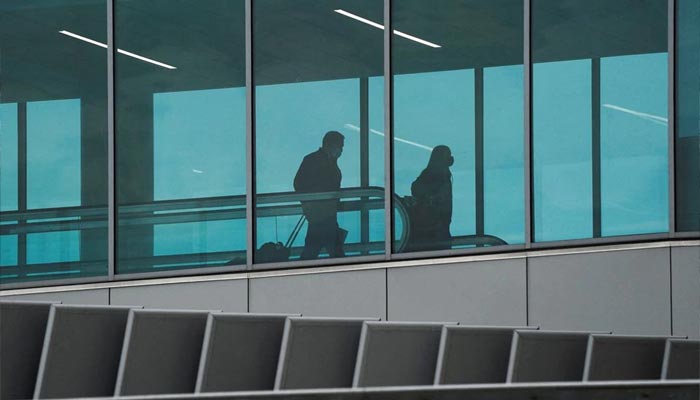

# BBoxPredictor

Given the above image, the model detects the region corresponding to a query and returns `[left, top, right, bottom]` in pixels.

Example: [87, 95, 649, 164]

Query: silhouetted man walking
[294, 131, 346, 259]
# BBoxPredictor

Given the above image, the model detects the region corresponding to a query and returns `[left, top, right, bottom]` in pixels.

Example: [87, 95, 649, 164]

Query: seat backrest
[0, 301, 56, 400]
[583, 334, 668, 381]
[274, 317, 377, 390]
[34, 305, 135, 399]
[435, 326, 535, 385]
[507, 330, 594, 383]
[661, 339, 700, 380]
[114, 309, 209, 396]
[353, 321, 451, 387]
[196, 313, 294, 392]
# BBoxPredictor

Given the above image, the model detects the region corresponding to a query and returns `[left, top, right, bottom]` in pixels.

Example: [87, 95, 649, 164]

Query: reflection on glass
[116, 0, 246, 274]
[393, 0, 523, 253]
[0, 0, 108, 284]
[676, 0, 700, 232]
[254, 0, 385, 264]
[533, 0, 668, 242]
[601, 54, 668, 236]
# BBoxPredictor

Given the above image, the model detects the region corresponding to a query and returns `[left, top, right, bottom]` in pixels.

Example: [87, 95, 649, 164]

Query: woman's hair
[426, 145, 452, 170]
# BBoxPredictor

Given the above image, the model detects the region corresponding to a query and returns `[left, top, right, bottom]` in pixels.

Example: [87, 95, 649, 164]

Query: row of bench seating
[1, 301, 698, 399]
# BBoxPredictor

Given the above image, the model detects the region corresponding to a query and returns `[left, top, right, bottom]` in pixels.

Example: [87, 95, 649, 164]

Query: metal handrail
[0, 186, 508, 264]
[0, 186, 412, 251]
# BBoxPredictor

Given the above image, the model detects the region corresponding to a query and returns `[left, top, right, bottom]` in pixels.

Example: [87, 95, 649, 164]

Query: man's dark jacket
[293, 148, 342, 223]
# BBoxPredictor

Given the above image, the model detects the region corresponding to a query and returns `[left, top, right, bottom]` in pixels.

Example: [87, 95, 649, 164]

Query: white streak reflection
[344, 124, 433, 151]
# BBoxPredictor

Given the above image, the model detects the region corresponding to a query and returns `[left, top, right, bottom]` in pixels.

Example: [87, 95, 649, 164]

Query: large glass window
[0, 0, 108, 284]
[254, 0, 385, 264]
[533, 0, 668, 242]
[676, 0, 700, 232]
[393, 0, 524, 253]
[116, 0, 246, 274]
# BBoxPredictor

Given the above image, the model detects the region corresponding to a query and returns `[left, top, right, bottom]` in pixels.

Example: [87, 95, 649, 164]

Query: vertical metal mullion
[384, 0, 393, 259]
[668, 0, 676, 236]
[107, 0, 116, 279]
[360, 77, 370, 253]
[592, 58, 601, 238]
[475, 68, 485, 239]
[245, 0, 255, 268]
[17, 102, 27, 271]
[524, 0, 533, 247]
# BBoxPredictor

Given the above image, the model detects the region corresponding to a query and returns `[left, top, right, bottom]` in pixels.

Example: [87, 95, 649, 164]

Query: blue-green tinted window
[676, 0, 700, 232]
[393, 0, 523, 253]
[0, 0, 108, 285]
[394, 69, 476, 240]
[1, 104, 18, 212]
[484, 65, 525, 245]
[150, 88, 247, 267]
[601, 54, 668, 236]
[27, 100, 81, 209]
[116, 0, 246, 274]
[534, 60, 593, 241]
[533, 0, 668, 242]
[0, 236, 18, 268]
[254, 0, 385, 264]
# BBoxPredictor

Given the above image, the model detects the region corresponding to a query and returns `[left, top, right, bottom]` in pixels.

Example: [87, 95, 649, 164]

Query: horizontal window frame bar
[2, 237, 697, 292]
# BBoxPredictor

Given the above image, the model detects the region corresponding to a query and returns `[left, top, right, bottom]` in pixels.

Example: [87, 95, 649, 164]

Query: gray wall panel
[671, 246, 700, 338]
[110, 280, 247, 312]
[249, 269, 386, 319]
[387, 259, 526, 325]
[2, 289, 109, 305]
[528, 248, 671, 335]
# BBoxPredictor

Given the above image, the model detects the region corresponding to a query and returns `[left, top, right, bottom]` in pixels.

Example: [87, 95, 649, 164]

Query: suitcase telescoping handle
[285, 215, 306, 248]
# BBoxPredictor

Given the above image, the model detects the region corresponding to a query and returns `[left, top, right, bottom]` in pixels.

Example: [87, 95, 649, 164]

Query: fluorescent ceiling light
[59, 30, 177, 70]
[602, 104, 667, 126]
[344, 123, 434, 151]
[334, 9, 441, 49]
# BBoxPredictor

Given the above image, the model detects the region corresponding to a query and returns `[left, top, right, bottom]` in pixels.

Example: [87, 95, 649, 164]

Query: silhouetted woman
[406, 145, 453, 252]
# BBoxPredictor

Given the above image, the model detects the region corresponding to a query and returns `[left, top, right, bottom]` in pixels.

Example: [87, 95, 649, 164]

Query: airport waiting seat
[0, 301, 56, 400]
[583, 334, 669, 381]
[434, 325, 536, 385]
[662, 339, 700, 380]
[34, 305, 135, 399]
[195, 313, 295, 392]
[114, 309, 210, 396]
[353, 321, 451, 387]
[1, 300, 699, 400]
[507, 330, 600, 383]
[274, 317, 378, 390]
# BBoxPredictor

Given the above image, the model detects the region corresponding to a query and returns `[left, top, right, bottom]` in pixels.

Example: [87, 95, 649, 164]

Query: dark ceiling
[0, 0, 667, 104]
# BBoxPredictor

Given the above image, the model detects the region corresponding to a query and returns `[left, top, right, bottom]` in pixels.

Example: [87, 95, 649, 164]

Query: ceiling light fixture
[334, 9, 441, 49]
[59, 30, 177, 70]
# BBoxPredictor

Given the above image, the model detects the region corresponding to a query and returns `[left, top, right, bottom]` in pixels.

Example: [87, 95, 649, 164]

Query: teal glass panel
[254, 0, 384, 264]
[27, 100, 81, 209]
[484, 65, 525, 245]
[0, 104, 18, 212]
[533, 59, 593, 241]
[0, 0, 108, 285]
[676, 0, 700, 232]
[0, 236, 18, 268]
[601, 54, 668, 236]
[533, 0, 668, 242]
[393, 0, 523, 253]
[394, 70, 476, 249]
[26, 231, 80, 265]
[116, 0, 246, 274]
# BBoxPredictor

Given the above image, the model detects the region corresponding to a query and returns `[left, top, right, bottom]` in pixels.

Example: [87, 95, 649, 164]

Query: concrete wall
[671, 246, 700, 338]
[3, 244, 698, 338]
